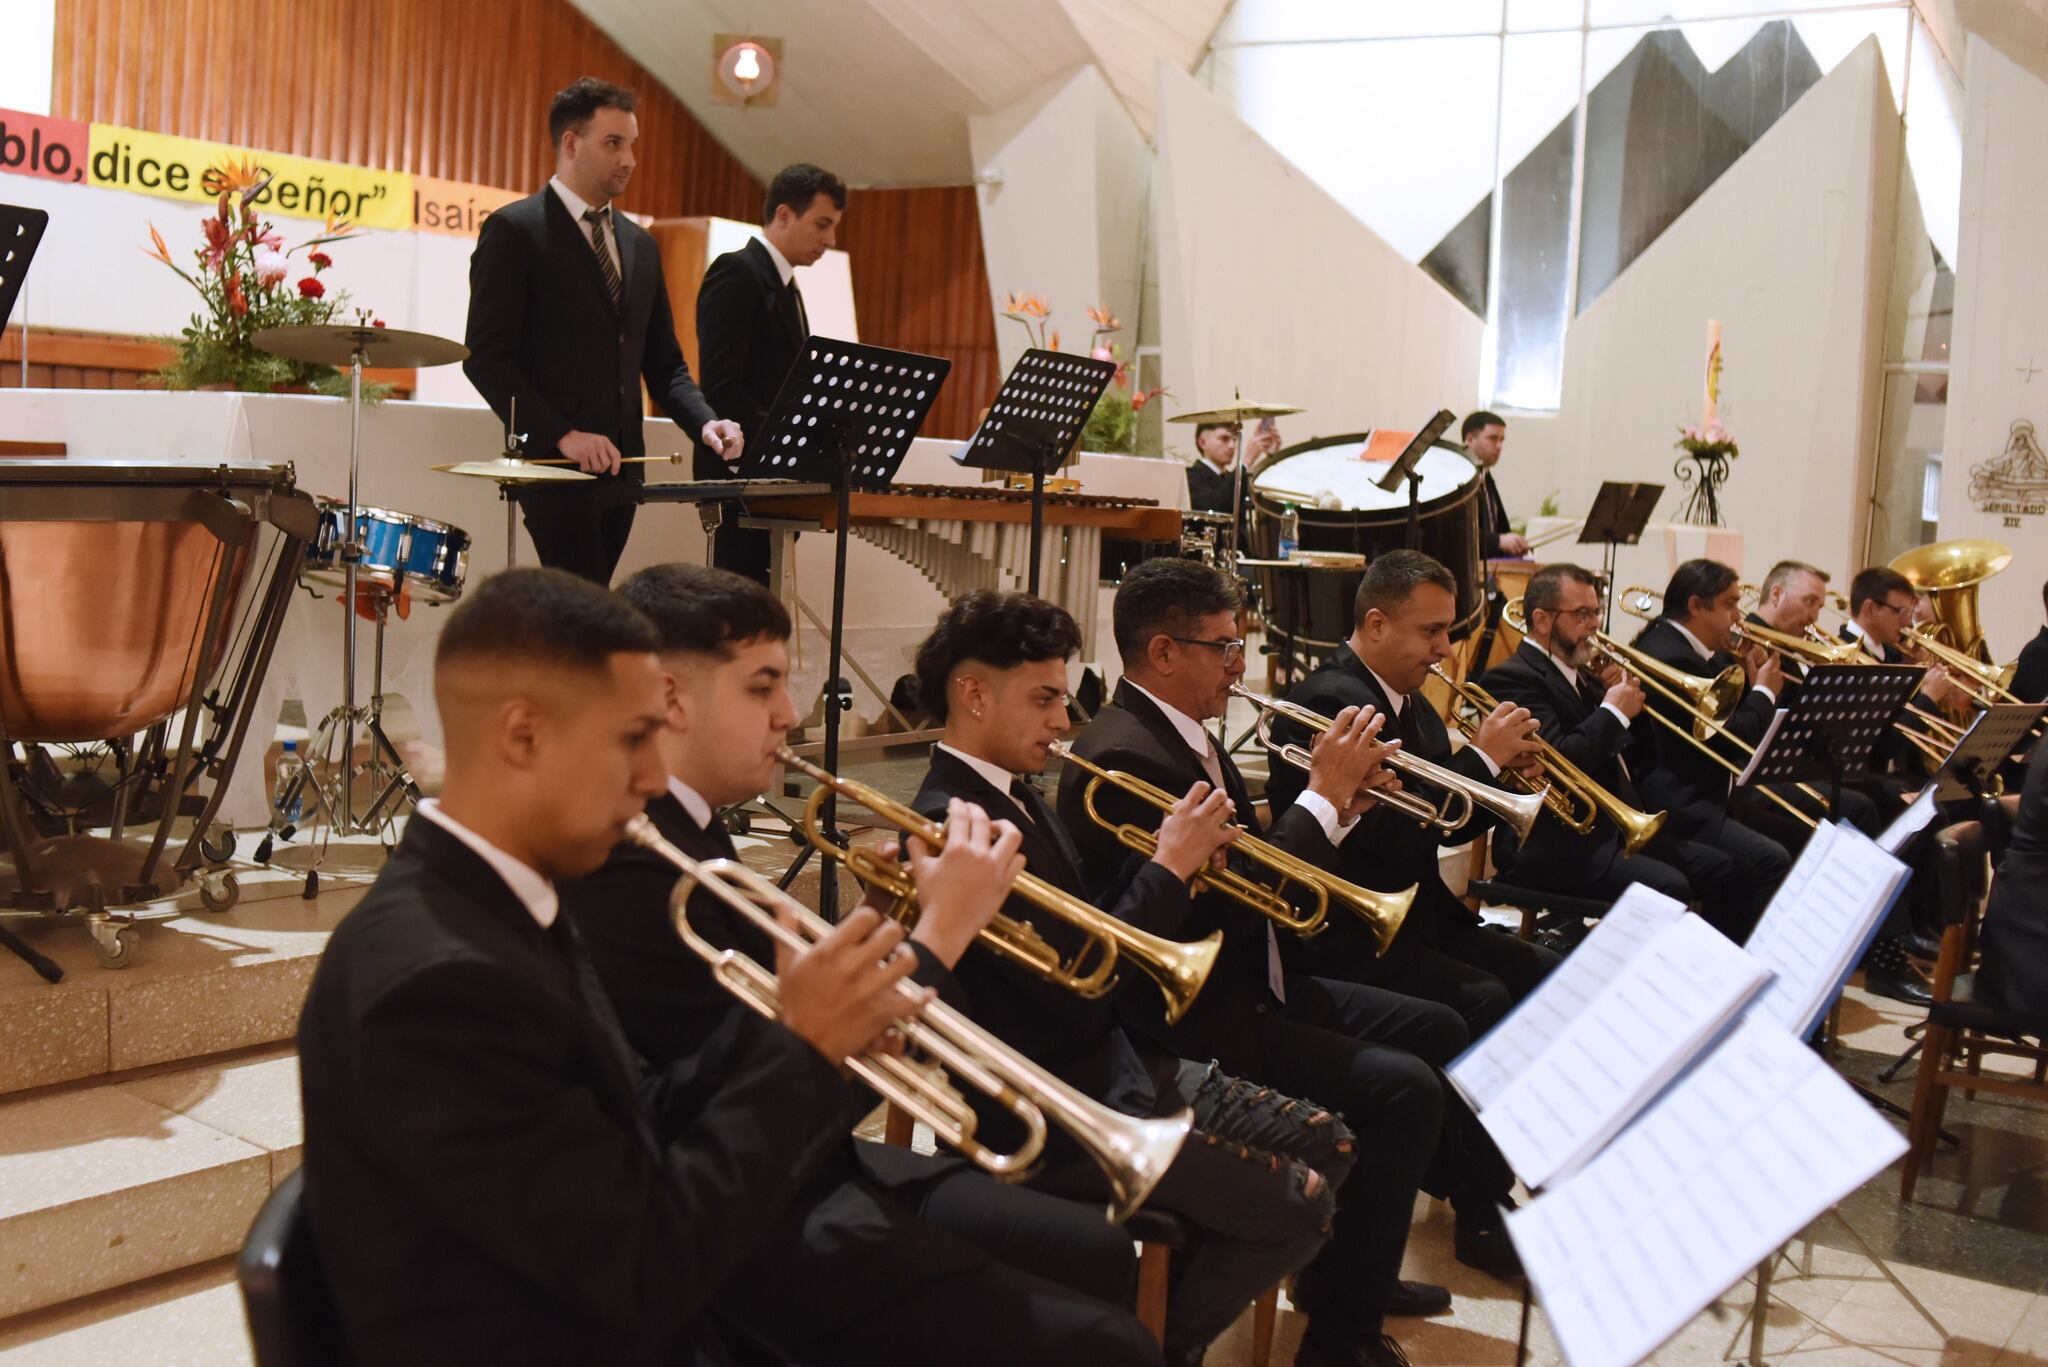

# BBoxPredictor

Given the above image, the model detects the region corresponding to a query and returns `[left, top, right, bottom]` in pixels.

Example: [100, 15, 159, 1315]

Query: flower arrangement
[144, 156, 385, 397]
[1674, 320, 1735, 524]
[1675, 419, 1737, 460]
[996, 293, 1167, 455]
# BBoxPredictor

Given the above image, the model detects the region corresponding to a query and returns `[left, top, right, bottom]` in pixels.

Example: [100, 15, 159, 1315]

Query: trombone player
[1477, 563, 1742, 931]
[559, 564, 1163, 1365]
[910, 589, 1371, 1366]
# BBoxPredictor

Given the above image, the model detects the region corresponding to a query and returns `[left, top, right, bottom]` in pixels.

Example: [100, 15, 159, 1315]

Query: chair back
[237, 1168, 349, 1367]
[1929, 821, 1991, 999]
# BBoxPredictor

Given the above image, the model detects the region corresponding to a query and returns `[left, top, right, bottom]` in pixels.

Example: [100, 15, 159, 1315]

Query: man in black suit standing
[559, 565, 1160, 1366]
[2013, 580, 2048, 703]
[696, 163, 846, 584]
[1627, 558, 1791, 939]
[1462, 411, 1528, 559]
[464, 78, 743, 585]
[296, 569, 966, 1364]
[1980, 735, 2048, 1020]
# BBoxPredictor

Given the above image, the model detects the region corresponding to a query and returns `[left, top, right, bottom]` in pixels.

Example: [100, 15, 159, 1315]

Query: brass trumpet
[1228, 682, 1547, 843]
[779, 748, 1221, 1026]
[1429, 666, 1668, 855]
[626, 814, 1189, 1221]
[1048, 740, 1415, 954]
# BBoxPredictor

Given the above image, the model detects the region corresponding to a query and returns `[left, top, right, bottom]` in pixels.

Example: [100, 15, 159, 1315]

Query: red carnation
[226, 273, 248, 317]
[372, 318, 387, 328]
[297, 277, 325, 299]
[309, 251, 332, 271]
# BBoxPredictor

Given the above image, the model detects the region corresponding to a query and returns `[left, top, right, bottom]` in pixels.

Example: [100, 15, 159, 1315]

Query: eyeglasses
[1169, 636, 1247, 666]
[1553, 606, 1602, 623]
[1876, 599, 1914, 617]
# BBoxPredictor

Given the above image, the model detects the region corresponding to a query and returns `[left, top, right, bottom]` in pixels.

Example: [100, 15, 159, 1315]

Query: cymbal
[1166, 401, 1303, 425]
[432, 457, 593, 483]
[254, 324, 470, 369]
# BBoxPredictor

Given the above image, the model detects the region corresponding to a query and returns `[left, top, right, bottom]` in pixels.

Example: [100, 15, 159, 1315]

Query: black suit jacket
[695, 237, 805, 480]
[914, 748, 1187, 1119]
[1477, 469, 1511, 558]
[1630, 618, 1775, 831]
[1981, 738, 2048, 1021]
[297, 816, 847, 1366]
[1055, 679, 1340, 1060]
[1478, 640, 1637, 879]
[1265, 644, 1504, 975]
[2013, 626, 2048, 705]
[464, 187, 716, 498]
[1186, 461, 1237, 514]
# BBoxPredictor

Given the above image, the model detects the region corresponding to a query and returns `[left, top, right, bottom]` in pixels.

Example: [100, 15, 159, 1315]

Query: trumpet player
[912, 589, 1377, 1366]
[1479, 563, 1722, 921]
[1628, 558, 1792, 939]
[1060, 557, 1524, 1361]
[1268, 550, 1559, 1032]
[557, 564, 1163, 1366]
[296, 569, 1025, 1365]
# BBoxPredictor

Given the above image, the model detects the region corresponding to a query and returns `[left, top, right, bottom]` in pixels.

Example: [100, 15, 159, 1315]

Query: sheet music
[1736, 708, 1791, 786]
[1508, 1017, 1906, 1367]
[1448, 885, 1686, 1112]
[1878, 787, 1937, 855]
[1479, 913, 1771, 1189]
[1743, 821, 1909, 1038]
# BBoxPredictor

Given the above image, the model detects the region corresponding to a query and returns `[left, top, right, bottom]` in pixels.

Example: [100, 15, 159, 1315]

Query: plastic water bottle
[273, 742, 306, 825]
[1277, 503, 1301, 560]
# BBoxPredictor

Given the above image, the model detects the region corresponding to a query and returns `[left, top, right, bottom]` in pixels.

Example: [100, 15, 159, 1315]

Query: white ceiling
[566, 0, 1231, 185]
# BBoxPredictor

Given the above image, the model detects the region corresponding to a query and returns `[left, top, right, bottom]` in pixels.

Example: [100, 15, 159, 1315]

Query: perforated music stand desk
[1578, 480, 1662, 626]
[1931, 702, 2048, 802]
[740, 338, 950, 910]
[955, 348, 1117, 593]
[1373, 408, 1458, 550]
[1738, 662, 1926, 816]
[0, 204, 50, 332]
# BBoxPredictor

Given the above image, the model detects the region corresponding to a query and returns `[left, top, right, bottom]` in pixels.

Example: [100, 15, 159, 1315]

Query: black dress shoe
[1454, 1208, 1525, 1280]
[1295, 1331, 1413, 1366]
[1906, 931, 1943, 960]
[1384, 1279, 1452, 1316]
[1862, 967, 1934, 1006]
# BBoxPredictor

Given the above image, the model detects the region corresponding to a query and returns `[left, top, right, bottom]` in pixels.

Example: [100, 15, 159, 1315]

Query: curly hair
[913, 591, 1081, 722]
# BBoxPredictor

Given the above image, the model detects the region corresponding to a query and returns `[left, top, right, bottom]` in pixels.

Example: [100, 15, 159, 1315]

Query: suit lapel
[928, 750, 1083, 891]
[746, 239, 805, 349]
[1519, 641, 1592, 723]
[544, 188, 622, 316]
[1110, 681, 1220, 802]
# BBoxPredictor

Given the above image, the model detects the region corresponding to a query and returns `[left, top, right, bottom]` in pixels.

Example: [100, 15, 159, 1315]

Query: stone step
[0, 1050, 301, 1322]
[0, 1259, 252, 1366]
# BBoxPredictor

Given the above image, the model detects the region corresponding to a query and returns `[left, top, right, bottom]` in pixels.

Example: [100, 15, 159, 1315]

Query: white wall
[1553, 40, 1901, 583]
[0, 4, 55, 115]
[1936, 33, 2048, 653]
[1152, 63, 1483, 441]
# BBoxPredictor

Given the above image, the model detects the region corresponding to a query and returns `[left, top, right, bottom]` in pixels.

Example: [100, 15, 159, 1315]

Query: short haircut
[913, 591, 1081, 722]
[1849, 566, 1915, 614]
[435, 568, 658, 675]
[763, 163, 847, 226]
[1524, 562, 1600, 617]
[1194, 422, 1232, 443]
[1662, 558, 1740, 619]
[616, 563, 791, 658]
[1462, 410, 1505, 442]
[1113, 557, 1241, 666]
[1354, 549, 1457, 625]
[549, 77, 636, 145]
[1760, 559, 1829, 600]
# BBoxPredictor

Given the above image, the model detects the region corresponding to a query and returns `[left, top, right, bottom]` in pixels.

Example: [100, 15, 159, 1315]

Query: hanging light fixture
[712, 35, 781, 108]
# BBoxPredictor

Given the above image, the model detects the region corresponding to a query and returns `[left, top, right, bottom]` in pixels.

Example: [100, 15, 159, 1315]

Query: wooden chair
[1898, 820, 2048, 1200]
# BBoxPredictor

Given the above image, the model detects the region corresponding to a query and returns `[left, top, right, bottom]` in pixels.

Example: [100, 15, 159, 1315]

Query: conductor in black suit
[296, 569, 941, 1364]
[464, 78, 743, 585]
[559, 565, 1159, 1366]
[696, 163, 847, 584]
[1462, 411, 1529, 559]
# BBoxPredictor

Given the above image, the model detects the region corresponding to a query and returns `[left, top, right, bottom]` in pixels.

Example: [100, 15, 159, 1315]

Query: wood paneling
[836, 186, 998, 442]
[1, 326, 416, 396]
[50, 0, 762, 222]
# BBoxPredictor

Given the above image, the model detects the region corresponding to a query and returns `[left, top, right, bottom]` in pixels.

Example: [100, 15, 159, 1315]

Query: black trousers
[1036, 1057, 1347, 1355]
[1498, 838, 1696, 908]
[1681, 805, 1791, 940]
[710, 521, 773, 586]
[519, 482, 638, 585]
[716, 1144, 1158, 1366]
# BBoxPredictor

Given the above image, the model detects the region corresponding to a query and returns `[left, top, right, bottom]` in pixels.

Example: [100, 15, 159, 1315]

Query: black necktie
[787, 277, 809, 337]
[582, 206, 624, 311]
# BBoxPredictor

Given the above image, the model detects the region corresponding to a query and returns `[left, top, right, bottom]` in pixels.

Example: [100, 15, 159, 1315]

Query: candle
[1703, 319, 1722, 427]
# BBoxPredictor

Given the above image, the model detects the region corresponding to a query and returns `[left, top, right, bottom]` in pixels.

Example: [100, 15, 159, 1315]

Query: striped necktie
[583, 206, 624, 311]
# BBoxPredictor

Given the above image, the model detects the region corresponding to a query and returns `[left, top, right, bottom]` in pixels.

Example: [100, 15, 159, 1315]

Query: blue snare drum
[303, 501, 412, 592]
[401, 515, 471, 603]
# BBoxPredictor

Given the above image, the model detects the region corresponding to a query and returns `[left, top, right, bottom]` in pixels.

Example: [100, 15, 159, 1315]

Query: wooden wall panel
[836, 187, 998, 442]
[50, 0, 762, 222]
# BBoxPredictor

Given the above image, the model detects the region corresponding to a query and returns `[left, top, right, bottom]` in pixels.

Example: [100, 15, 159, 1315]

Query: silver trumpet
[624, 815, 1189, 1222]
[1231, 683, 1547, 842]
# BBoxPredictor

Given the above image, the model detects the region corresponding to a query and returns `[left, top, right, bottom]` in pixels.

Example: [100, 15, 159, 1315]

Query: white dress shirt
[1672, 621, 1776, 704]
[759, 234, 797, 287]
[415, 799, 558, 929]
[666, 775, 716, 831]
[548, 176, 621, 279]
[1362, 661, 1502, 778]
[935, 743, 1025, 808]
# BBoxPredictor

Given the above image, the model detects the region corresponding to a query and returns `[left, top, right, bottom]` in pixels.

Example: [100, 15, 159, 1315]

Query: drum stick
[523, 454, 687, 466]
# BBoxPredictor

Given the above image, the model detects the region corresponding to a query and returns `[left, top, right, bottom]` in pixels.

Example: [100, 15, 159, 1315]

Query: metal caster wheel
[197, 827, 237, 865]
[89, 920, 136, 969]
[198, 871, 240, 913]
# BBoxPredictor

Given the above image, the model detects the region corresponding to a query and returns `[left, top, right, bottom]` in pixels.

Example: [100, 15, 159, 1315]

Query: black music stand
[741, 338, 950, 910]
[0, 204, 50, 333]
[1737, 662, 1925, 819]
[1375, 409, 1457, 550]
[1577, 480, 1662, 627]
[1931, 703, 2047, 804]
[955, 348, 1116, 594]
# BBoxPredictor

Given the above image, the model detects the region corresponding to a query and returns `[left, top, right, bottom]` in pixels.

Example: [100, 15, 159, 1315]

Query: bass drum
[1247, 433, 1484, 667]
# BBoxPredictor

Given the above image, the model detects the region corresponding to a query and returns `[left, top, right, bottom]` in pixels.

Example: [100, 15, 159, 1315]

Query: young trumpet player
[297, 569, 982, 1365]
[557, 564, 1161, 1367]
[911, 589, 1372, 1366]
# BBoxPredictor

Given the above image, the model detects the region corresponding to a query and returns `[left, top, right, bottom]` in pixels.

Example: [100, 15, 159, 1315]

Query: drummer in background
[1186, 420, 1284, 518]
[1462, 412, 1529, 559]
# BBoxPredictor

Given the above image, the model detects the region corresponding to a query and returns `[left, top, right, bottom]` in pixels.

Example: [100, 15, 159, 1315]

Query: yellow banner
[412, 176, 524, 237]
[86, 123, 412, 231]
